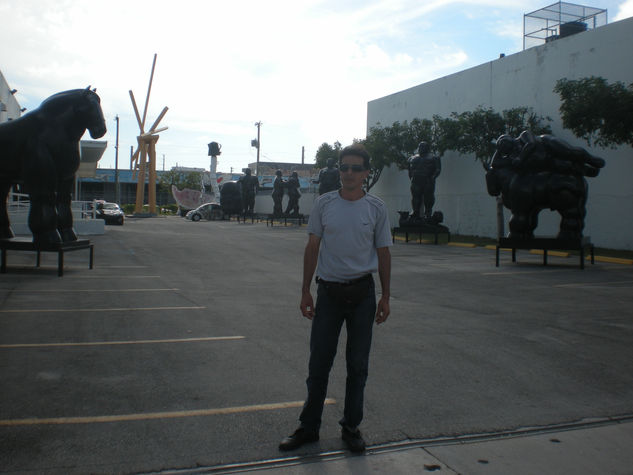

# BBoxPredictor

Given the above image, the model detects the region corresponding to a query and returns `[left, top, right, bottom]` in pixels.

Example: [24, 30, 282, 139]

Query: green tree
[554, 76, 633, 148]
[360, 118, 440, 190]
[314, 107, 550, 191]
[314, 141, 342, 169]
[442, 106, 551, 162]
[158, 169, 203, 193]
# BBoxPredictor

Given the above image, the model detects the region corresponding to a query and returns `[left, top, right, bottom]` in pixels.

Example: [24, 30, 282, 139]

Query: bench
[496, 236, 594, 269]
[0, 238, 94, 276]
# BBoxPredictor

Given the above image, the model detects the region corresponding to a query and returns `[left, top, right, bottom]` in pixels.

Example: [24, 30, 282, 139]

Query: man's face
[339, 155, 369, 191]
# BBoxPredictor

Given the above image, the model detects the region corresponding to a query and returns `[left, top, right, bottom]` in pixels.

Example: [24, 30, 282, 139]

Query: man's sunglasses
[339, 164, 366, 173]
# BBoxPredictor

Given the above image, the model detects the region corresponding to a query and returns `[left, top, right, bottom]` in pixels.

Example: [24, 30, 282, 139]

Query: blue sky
[1, 0, 632, 175]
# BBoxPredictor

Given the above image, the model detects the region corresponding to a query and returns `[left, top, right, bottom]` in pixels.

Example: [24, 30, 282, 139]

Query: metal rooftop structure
[523, 2, 607, 49]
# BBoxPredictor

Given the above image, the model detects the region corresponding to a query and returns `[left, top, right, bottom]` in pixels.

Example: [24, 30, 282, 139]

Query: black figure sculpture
[237, 168, 259, 214]
[272, 169, 285, 217]
[219, 181, 243, 216]
[0, 87, 106, 245]
[312, 157, 341, 195]
[207, 141, 221, 156]
[284, 171, 301, 215]
[484, 130, 605, 240]
[408, 141, 441, 221]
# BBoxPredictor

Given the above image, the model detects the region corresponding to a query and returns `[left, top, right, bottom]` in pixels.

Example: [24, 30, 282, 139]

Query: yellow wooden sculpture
[130, 54, 168, 215]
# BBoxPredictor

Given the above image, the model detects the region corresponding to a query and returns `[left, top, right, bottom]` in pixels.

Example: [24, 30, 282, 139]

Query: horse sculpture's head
[38, 87, 107, 139]
[78, 87, 107, 139]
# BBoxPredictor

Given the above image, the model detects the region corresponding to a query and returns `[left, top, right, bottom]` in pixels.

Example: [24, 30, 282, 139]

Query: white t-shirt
[307, 191, 392, 283]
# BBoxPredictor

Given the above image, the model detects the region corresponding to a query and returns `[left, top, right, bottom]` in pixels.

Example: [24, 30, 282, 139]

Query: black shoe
[341, 426, 366, 452]
[279, 427, 319, 451]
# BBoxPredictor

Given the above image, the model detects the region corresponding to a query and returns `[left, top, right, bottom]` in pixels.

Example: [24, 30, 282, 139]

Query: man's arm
[375, 246, 391, 324]
[300, 233, 321, 319]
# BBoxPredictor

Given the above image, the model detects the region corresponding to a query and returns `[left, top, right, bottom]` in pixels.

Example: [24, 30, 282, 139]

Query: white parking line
[0, 306, 206, 313]
[62, 275, 162, 279]
[0, 399, 337, 426]
[95, 266, 149, 269]
[481, 270, 572, 276]
[0, 336, 245, 349]
[0, 288, 179, 293]
[555, 280, 633, 288]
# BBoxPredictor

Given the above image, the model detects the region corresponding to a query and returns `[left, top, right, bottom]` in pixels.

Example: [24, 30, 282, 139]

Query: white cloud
[614, 0, 633, 20]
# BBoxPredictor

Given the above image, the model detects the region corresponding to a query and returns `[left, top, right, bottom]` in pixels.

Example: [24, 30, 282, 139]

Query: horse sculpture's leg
[28, 191, 61, 245]
[508, 212, 532, 239]
[56, 177, 78, 242]
[552, 176, 586, 240]
[507, 179, 535, 239]
[557, 197, 583, 239]
[557, 193, 586, 240]
[0, 182, 15, 239]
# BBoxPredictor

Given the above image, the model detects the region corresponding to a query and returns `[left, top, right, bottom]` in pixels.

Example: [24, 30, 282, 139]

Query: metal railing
[7, 192, 98, 219]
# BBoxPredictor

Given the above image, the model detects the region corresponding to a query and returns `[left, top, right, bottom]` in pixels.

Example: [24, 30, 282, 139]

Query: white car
[185, 203, 223, 221]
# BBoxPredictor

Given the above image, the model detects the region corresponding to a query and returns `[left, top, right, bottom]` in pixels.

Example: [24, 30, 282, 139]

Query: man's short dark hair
[339, 144, 371, 170]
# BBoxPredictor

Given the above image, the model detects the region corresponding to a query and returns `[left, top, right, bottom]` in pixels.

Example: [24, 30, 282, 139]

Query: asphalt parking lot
[1, 216, 632, 474]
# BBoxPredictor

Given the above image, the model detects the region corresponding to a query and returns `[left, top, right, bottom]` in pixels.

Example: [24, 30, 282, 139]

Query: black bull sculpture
[484, 131, 605, 240]
[0, 87, 106, 245]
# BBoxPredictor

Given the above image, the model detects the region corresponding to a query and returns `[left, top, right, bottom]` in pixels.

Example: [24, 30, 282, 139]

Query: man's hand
[375, 295, 390, 324]
[300, 290, 315, 320]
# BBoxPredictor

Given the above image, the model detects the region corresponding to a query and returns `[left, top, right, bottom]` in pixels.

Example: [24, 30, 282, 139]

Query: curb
[391, 241, 633, 266]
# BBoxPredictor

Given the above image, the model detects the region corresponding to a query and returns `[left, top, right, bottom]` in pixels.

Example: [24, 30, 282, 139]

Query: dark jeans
[299, 278, 376, 431]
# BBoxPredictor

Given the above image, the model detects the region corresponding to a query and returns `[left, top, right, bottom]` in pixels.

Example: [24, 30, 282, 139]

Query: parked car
[185, 202, 223, 221]
[96, 202, 125, 225]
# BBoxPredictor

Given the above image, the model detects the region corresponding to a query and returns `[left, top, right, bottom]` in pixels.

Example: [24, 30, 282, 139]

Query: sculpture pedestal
[266, 214, 305, 227]
[0, 238, 94, 276]
[496, 236, 594, 269]
[235, 213, 257, 224]
[392, 224, 451, 245]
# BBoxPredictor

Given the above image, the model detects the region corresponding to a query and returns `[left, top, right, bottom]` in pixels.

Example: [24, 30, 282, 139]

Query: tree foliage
[446, 106, 552, 161]
[158, 169, 203, 193]
[314, 141, 342, 169]
[358, 118, 441, 189]
[554, 76, 633, 148]
[314, 107, 551, 190]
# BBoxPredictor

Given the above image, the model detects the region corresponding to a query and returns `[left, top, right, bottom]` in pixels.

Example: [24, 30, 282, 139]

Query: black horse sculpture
[484, 131, 605, 240]
[0, 87, 106, 245]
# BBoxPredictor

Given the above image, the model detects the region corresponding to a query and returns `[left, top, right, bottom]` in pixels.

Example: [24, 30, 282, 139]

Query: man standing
[279, 144, 392, 453]
[408, 141, 441, 220]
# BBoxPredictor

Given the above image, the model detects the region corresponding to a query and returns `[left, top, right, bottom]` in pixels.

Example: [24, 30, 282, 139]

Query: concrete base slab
[426, 421, 633, 475]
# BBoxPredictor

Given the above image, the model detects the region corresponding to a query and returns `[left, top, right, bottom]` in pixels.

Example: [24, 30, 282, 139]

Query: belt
[316, 274, 372, 286]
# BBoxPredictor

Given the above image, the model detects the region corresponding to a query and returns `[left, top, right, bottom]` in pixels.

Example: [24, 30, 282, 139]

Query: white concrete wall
[368, 17, 633, 250]
[254, 192, 318, 216]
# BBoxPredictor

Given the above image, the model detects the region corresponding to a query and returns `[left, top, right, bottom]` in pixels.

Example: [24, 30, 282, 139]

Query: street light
[253, 121, 262, 176]
[114, 115, 120, 204]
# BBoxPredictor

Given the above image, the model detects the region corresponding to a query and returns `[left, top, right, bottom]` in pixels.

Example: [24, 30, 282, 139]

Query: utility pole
[114, 115, 120, 204]
[301, 146, 305, 164]
[254, 121, 262, 176]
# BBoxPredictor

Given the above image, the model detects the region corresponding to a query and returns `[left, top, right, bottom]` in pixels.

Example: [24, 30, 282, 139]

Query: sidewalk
[213, 417, 633, 474]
